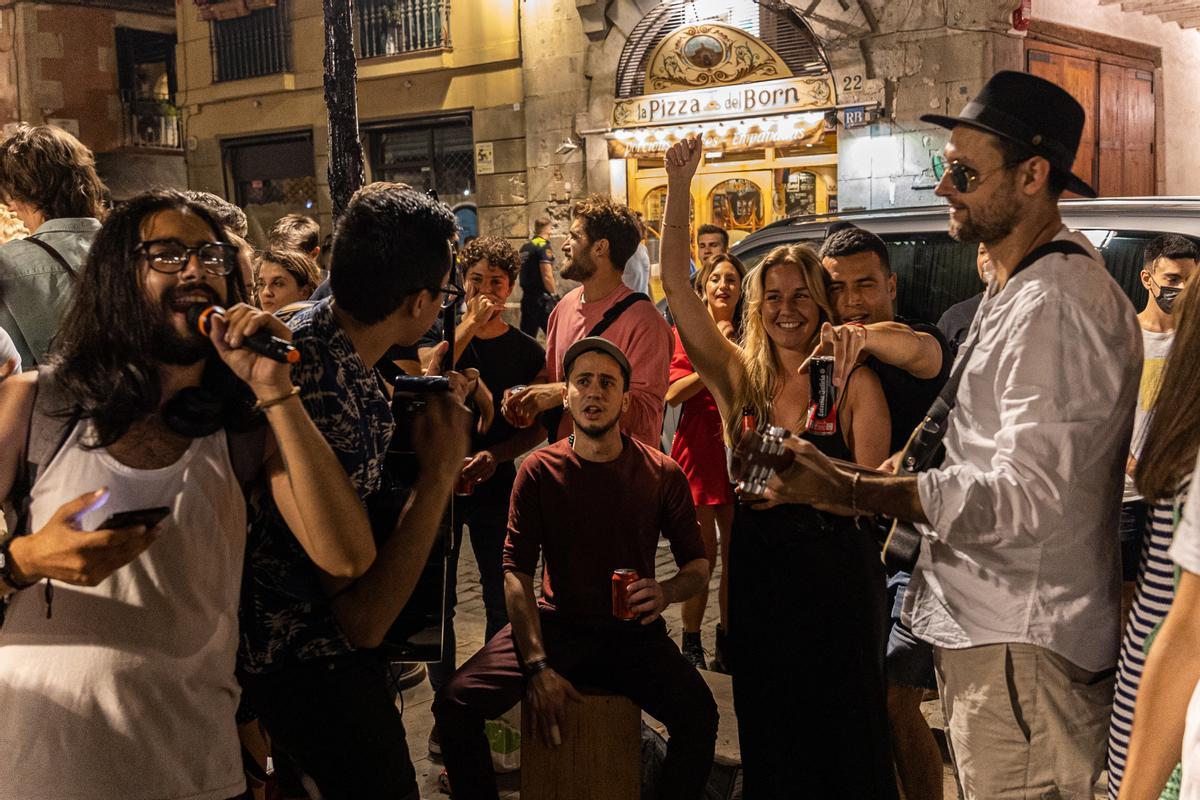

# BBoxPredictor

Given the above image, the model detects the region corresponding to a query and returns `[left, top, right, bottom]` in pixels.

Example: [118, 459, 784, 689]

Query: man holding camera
[434, 337, 716, 800]
[238, 183, 474, 800]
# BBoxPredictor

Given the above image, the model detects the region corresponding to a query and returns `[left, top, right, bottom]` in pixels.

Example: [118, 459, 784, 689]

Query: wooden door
[1026, 39, 1157, 197]
[1028, 49, 1098, 196]
[1123, 68, 1155, 196]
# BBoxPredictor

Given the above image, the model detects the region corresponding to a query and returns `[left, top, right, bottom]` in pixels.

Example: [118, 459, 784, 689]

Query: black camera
[389, 374, 451, 457]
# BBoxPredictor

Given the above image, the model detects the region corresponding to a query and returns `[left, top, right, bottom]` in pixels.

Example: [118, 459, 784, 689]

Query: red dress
[668, 327, 735, 507]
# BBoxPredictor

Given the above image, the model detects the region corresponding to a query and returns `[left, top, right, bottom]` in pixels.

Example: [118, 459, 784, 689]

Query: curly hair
[0, 125, 107, 220]
[572, 194, 640, 269]
[182, 190, 248, 237]
[330, 182, 458, 324]
[460, 235, 519, 284]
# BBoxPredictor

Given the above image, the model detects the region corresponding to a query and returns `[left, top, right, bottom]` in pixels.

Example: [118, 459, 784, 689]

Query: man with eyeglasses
[760, 71, 1142, 799]
[237, 182, 475, 800]
[0, 189, 380, 800]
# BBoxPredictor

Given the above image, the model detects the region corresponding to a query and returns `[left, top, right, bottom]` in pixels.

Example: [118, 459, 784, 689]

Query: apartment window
[357, 0, 450, 59]
[224, 132, 317, 243]
[212, 0, 292, 83]
[366, 115, 474, 200]
[115, 27, 180, 149]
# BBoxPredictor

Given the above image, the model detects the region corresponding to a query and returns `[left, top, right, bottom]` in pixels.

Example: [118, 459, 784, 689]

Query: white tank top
[0, 421, 247, 800]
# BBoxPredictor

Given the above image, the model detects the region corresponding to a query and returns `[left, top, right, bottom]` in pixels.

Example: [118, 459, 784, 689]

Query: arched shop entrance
[607, 0, 839, 250]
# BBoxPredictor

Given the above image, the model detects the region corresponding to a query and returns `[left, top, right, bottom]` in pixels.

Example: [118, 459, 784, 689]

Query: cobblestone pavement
[400, 534, 1111, 799]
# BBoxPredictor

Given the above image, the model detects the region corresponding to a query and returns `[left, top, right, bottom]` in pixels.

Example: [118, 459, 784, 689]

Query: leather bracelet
[254, 385, 300, 410]
[525, 657, 551, 676]
[0, 536, 36, 591]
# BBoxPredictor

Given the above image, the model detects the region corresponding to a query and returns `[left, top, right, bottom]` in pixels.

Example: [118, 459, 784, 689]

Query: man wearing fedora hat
[759, 70, 1142, 798]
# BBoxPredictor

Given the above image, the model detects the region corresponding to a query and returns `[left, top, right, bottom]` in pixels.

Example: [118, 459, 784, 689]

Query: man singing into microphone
[0, 189, 379, 800]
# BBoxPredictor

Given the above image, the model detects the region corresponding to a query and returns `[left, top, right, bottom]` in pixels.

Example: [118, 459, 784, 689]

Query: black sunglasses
[932, 155, 1027, 194]
[432, 282, 465, 309]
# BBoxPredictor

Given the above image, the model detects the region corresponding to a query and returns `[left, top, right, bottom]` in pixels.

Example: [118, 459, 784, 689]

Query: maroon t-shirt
[503, 435, 704, 623]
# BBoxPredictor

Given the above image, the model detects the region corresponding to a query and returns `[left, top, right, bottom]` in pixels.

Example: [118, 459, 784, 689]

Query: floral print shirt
[239, 298, 393, 674]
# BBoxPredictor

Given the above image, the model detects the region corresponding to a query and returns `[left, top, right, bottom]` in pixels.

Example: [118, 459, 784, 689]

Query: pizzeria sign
[612, 76, 835, 130]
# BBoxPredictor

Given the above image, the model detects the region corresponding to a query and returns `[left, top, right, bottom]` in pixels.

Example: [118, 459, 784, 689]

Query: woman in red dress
[668, 252, 744, 671]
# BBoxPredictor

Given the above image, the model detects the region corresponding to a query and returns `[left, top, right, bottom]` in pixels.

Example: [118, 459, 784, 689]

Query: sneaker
[428, 724, 442, 756]
[682, 631, 706, 670]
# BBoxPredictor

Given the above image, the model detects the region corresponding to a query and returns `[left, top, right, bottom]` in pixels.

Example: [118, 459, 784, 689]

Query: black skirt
[727, 501, 897, 799]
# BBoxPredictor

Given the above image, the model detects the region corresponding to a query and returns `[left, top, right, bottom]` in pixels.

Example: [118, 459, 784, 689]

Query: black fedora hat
[921, 70, 1097, 198]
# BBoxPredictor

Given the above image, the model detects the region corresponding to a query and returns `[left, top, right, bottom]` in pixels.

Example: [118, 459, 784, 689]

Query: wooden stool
[520, 689, 641, 800]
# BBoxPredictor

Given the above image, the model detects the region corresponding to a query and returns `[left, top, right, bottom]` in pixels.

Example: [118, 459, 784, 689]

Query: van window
[884, 230, 1175, 324]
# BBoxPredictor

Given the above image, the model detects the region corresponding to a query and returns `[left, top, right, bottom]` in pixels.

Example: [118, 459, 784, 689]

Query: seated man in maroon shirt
[433, 337, 717, 800]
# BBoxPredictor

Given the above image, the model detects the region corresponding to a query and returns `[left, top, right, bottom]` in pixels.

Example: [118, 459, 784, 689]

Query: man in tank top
[0, 189, 380, 800]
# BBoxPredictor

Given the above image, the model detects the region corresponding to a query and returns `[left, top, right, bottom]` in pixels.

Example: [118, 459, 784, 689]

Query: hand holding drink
[502, 384, 534, 428]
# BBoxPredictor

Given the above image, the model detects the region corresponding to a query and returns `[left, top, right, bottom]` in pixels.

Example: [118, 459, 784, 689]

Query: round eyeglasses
[136, 239, 239, 277]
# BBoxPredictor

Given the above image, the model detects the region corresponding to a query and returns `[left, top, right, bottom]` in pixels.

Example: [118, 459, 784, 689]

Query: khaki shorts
[935, 643, 1114, 800]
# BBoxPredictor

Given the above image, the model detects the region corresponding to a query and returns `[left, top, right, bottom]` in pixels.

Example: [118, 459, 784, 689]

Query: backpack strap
[587, 292, 651, 339]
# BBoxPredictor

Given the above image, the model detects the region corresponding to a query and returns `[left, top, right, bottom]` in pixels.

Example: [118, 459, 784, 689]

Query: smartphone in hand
[97, 507, 171, 530]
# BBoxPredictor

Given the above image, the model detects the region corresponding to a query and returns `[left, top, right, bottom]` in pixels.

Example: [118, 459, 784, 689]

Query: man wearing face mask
[1104, 233, 1196, 797]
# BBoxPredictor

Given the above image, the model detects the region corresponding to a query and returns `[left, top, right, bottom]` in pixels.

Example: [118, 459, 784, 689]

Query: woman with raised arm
[661, 137, 896, 798]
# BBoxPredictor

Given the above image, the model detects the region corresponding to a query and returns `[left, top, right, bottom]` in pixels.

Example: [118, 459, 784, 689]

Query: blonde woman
[661, 138, 895, 798]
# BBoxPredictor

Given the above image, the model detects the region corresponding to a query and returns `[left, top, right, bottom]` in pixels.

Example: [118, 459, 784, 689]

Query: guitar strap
[901, 238, 1092, 473]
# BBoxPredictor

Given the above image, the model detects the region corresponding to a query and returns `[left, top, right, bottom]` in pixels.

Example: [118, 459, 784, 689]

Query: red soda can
[611, 569, 639, 621]
[741, 406, 757, 434]
[806, 356, 837, 436]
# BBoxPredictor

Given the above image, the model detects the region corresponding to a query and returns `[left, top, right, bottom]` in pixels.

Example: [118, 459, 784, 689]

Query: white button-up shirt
[904, 227, 1142, 672]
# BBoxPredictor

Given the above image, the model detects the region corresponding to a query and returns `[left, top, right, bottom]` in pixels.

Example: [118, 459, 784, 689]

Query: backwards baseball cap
[562, 336, 632, 388]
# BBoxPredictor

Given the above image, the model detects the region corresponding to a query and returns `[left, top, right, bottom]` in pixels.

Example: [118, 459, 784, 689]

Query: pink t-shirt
[542, 283, 672, 446]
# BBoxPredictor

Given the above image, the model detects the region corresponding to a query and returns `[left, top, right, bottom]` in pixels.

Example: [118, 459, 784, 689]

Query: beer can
[806, 356, 837, 436]
[611, 569, 640, 621]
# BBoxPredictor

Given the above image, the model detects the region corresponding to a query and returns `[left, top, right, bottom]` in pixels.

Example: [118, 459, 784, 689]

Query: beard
[949, 177, 1022, 244]
[149, 284, 221, 366]
[561, 249, 597, 282]
[569, 407, 621, 439]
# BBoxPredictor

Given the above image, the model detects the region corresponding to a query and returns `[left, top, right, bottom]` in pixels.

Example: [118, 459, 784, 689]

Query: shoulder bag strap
[587, 292, 651, 338]
[23, 237, 76, 280]
[901, 239, 1091, 472]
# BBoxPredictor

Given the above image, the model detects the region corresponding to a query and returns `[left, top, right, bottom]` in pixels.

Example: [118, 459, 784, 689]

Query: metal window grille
[357, 0, 450, 59]
[211, 0, 292, 83]
[368, 116, 474, 199]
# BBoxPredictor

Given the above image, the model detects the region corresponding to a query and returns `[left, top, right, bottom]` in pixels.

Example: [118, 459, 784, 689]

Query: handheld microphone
[188, 305, 299, 364]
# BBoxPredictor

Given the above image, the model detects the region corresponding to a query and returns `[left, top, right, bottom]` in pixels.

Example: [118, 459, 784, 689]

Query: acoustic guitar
[730, 424, 921, 570]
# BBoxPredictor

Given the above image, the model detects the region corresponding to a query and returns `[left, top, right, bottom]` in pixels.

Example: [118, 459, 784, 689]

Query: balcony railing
[211, 0, 291, 83]
[357, 0, 450, 59]
[121, 98, 183, 150]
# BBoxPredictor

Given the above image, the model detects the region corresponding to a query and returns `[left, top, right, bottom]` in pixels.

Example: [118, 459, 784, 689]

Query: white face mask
[979, 254, 995, 285]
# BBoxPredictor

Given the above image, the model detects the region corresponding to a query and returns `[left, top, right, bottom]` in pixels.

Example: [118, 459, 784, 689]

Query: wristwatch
[0, 536, 35, 591]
